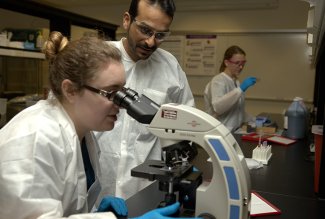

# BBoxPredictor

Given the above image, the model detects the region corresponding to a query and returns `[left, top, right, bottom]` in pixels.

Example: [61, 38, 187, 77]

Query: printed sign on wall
[184, 35, 217, 75]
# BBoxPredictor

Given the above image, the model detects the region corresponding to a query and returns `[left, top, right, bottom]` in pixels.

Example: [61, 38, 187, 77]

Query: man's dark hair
[128, 0, 176, 20]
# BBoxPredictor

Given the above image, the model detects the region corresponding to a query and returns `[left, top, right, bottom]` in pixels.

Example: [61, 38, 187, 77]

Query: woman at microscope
[0, 31, 201, 219]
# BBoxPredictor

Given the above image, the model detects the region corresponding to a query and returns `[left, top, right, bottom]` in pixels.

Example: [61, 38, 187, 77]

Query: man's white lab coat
[95, 39, 195, 200]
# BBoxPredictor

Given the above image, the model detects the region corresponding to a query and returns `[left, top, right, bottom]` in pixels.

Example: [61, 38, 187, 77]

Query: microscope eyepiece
[112, 87, 160, 124]
[123, 87, 139, 100]
[113, 87, 139, 108]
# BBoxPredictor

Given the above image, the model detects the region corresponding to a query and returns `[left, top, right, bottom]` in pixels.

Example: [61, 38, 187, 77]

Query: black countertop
[126, 132, 325, 219]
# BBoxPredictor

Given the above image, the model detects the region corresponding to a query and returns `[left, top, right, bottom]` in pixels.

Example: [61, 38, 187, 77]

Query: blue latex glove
[97, 196, 128, 217]
[193, 166, 199, 172]
[240, 77, 257, 92]
[131, 202, 202, 219]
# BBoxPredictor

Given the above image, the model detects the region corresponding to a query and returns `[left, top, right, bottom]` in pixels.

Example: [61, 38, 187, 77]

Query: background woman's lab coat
[204, 72, 246, 131]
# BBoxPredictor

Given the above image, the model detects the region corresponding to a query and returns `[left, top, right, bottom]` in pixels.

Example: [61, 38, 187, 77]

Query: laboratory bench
[235, 135, 325, 219]
[126, 134, 325, 219]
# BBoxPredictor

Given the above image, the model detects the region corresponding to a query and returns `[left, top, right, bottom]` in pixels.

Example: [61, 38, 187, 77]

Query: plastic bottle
[284, 97, 308, 139]
[36, 31, 44, 49]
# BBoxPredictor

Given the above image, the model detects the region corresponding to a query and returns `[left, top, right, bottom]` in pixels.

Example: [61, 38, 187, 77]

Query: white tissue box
[8, 41, 24, 49]
[0, 34, 8, 47]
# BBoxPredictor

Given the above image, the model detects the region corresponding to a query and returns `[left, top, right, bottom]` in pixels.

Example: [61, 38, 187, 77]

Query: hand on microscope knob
[97, 195, 128, 217]
[130, 202, 203, 219]
[193, 166, 200, 172]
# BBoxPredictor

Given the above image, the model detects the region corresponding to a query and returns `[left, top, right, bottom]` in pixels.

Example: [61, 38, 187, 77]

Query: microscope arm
[113, 88, 198, 166]
[113, 88, 251, 219]
[147, 104, 251, 219]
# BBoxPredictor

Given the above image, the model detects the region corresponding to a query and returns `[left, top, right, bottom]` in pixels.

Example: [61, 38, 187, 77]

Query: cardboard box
[242, 124, 277, 134]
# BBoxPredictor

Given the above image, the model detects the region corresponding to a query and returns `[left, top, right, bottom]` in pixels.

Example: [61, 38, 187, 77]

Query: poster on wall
[159, 35, 185, 66]
[184, 34, 217, 75]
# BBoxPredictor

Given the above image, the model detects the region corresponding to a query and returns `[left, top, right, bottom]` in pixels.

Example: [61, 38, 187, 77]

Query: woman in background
[204, 45, 257, 131]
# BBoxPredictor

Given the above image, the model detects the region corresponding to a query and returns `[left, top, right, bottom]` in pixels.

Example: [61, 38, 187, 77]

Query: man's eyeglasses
[227, 59, 247, 67]
[83, 85, 119, 101]
[133, 18, 171, 42]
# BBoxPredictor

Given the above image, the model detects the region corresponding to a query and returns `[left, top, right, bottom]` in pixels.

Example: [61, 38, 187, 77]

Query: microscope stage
[131, 159, 193, 182]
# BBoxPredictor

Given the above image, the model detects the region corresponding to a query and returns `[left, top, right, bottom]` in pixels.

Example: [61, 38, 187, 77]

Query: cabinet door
[1, 56, 46, 96]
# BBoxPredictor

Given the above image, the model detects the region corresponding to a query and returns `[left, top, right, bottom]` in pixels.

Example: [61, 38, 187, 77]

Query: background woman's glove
[131, 202, 202, 219]
[97, 195, 128, 217]
[240, 77, 257, 92]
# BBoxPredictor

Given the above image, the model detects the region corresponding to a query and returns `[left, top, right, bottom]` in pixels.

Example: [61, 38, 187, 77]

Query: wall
[67, 0, 314, 116]
[171, 0, 309, 32]
[170, 0, 313, 116]
[1, 0, 314, 116]
[182, 32, 315, 115]
[171, 0, 313, 115]
[0, 8, 49, 31]
[55, 0, 309, 33]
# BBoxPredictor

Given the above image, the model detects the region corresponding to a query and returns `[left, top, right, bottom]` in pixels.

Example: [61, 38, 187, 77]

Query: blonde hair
[42, 31, 121, 100]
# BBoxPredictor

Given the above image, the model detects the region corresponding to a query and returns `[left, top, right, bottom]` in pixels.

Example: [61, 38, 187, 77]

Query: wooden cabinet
[0, 47, 47, 98]
[0, 47, 47, 125]
[0, 1, 118, 125]
[0, 0, 118, 40]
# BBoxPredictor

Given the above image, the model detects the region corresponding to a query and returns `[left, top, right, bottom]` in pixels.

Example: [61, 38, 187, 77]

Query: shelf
[0, 46, 45, 59]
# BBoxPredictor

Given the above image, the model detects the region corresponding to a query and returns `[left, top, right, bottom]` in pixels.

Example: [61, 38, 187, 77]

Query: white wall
[66, 0, 314, 116]
[54, 0, 309, 33]
[0, 8, 49, 31]
[171, 0, 309, 32]
[1, 0, 314, 116]
[185, 32, 315, 115]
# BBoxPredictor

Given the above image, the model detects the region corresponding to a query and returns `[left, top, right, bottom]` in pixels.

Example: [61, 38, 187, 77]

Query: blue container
[285, 98, 308, 139]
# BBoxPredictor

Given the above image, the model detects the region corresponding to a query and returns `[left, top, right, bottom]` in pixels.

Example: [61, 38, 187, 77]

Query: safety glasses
[227, 59, 247, 67]
[83, 84, 119, 101]
[133, 18, 171, 42]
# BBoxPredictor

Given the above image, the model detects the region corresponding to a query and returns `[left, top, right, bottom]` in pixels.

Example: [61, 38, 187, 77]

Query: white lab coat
[95, 38, 195, 200]
[204, 72, 246, 132]
[0, 99, 116, 219]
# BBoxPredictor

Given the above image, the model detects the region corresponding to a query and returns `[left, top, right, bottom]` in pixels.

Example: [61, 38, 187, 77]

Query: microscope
[113, 88, 251, 219]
